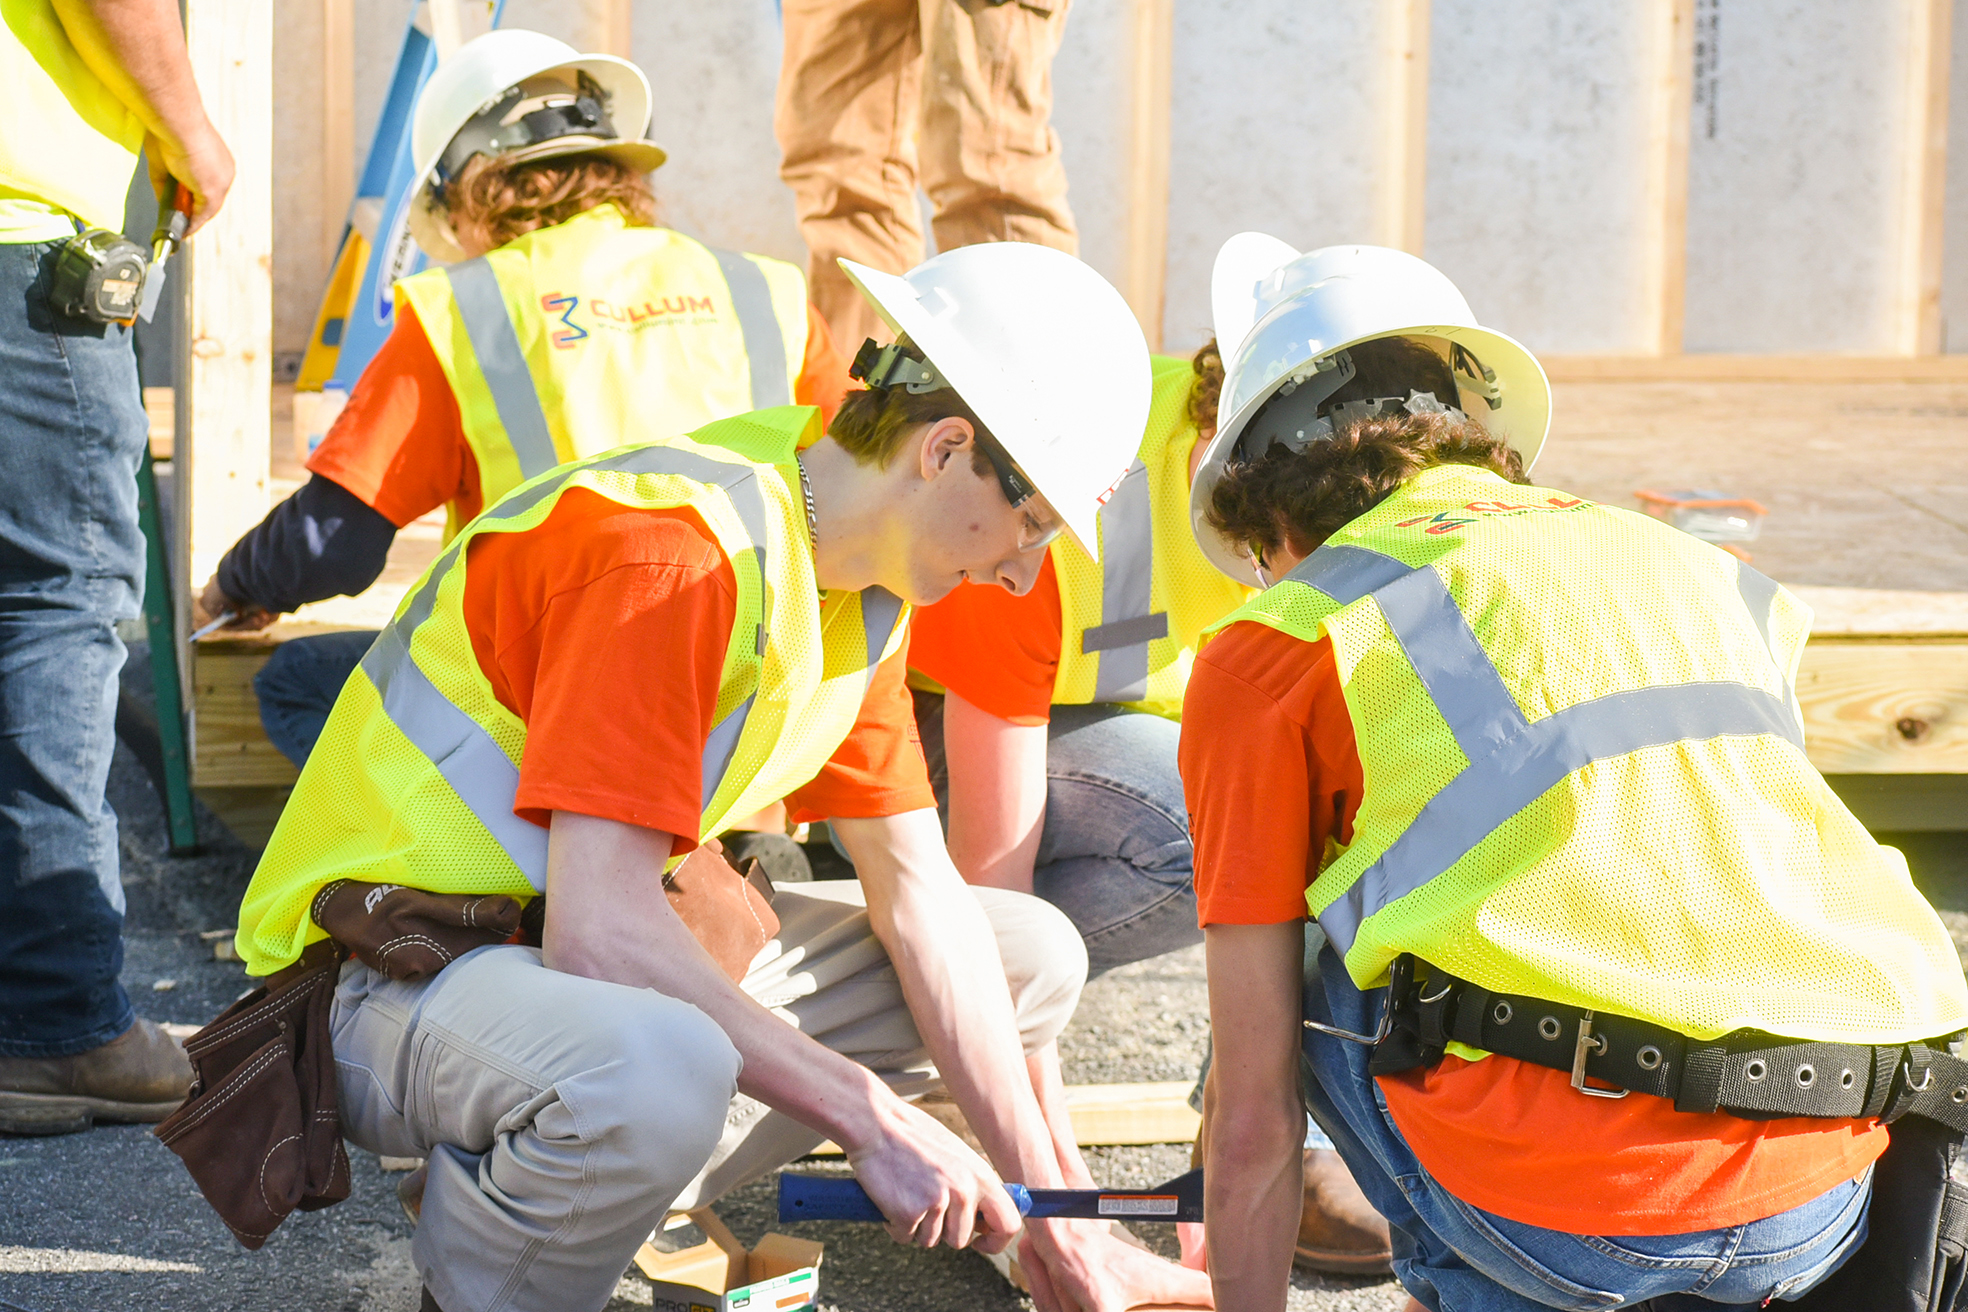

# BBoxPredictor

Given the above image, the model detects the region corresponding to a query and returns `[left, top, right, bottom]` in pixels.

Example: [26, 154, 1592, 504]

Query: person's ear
[917, 416, 977, 482]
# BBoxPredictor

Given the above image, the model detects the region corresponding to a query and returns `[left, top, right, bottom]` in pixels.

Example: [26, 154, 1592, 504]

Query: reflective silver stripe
[709, 247, 792, 409]
[1089, 460, 1163, 703]
[1318, 679, 1805, 954]
[1736, 562, 1780, 663]
[1284, 543, 1418, 605]
[361, 442, 779, 880]
[860, 586, 904, 690]
[446, 258, 559, 481]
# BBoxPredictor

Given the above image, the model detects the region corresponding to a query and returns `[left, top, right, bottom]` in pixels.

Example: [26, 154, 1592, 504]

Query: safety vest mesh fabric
[0, 0, 145, 229]
[394, 205, 809, 540]
[1207, 463, 1968, 1046]
[1050, 355, 1252, 717]
[235, 407, 907, 974]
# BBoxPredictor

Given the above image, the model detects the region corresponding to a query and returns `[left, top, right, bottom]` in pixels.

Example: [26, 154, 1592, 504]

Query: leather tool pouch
[309, 880, 524, 982]
[1788, 1115, 1968, 1312]
[153, 939, 350, 1249]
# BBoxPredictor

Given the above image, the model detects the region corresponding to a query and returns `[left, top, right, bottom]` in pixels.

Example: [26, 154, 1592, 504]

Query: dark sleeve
[215, 474, 397, 615]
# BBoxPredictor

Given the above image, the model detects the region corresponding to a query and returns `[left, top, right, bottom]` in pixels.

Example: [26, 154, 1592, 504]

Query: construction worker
[229, 240, 1213, 1312]
[195, 29, 854, 767]
[0, 0, 231, 1134]
[1181, 238, 1968, 1310]
[774, 0, 1076, 351]
[907, 343, 1393, 1274]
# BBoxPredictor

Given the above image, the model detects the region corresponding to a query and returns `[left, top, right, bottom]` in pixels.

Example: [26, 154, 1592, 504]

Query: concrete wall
[268, 0, 1968, 362]
[1945, 0, 1968, 351]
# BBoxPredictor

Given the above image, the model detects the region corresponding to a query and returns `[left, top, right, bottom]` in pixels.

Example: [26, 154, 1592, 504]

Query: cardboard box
[634, 1208, 823, 1312]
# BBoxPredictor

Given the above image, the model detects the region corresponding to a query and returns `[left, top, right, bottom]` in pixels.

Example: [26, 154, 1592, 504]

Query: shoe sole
[1294, 1245, 1394, 1276]
[0, 1091, 184, 1136]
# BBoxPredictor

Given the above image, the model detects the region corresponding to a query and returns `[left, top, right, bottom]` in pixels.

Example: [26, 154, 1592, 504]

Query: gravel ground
[3, 683, 1963, 1311]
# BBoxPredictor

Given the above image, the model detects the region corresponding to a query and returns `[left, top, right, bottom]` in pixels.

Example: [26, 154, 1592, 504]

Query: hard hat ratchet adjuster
[433, 72, 617, 187]
[850, 339, 952, 395]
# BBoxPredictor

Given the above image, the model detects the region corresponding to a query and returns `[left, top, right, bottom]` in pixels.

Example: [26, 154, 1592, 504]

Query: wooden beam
[1379, 0, 1430, 255]
[807, 1081, 1200, 1155]
[1120, 0, 1173, 349]
[426, 0, 464, 62]
[321, 0, 355, 266]
[1892, 0, 1952, 355]
[1797, 640, 1968, 774]
[1638, 0, 1694, 355]
[177, 0, 273, 656]
[1539, 353, 1968, 383]
[600, 0, 632, 59]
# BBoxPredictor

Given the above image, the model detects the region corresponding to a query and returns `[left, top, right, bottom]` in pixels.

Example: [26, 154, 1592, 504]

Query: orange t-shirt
[907, 559, 1064, 724]
[1180, 618, 1887, 1236]
[458, 485, 933, 849]
[309, 297, 855, 529]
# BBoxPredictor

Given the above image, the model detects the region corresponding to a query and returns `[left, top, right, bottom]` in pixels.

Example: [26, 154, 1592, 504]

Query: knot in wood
[1896, 716, 1931, 742]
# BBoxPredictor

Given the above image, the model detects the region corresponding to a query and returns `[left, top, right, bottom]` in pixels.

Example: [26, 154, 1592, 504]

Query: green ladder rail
[136, 444, 199, 853]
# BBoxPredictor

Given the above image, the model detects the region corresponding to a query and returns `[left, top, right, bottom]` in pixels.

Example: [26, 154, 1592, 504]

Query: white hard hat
[407, 29, 666, 263]
[1190, 236, 1552, 585]
[840, 245, 1149, 561]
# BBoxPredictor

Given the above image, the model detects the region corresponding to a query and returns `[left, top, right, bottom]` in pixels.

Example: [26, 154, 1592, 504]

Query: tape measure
[50, 227, 149, 324]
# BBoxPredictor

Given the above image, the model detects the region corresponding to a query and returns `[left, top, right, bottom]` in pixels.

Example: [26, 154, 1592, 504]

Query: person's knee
[591, 997, 741, 1181]
[973, 887, 1087, 1052]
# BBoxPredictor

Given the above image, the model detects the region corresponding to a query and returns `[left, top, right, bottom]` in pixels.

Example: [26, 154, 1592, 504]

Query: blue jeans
[1299, 943, 1871, 1310]
[0, 240, 150, 1057]
[252, 628, 377, 767]
[914, 691, 1199, 972]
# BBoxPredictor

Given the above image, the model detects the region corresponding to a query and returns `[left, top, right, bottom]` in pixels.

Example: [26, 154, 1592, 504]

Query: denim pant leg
[1300, 943, 1871, 1311]
[0, 241, 148, 1057]
[253, 629, 379, 768]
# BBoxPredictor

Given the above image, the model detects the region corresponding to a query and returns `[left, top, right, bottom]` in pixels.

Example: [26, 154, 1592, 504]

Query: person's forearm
[543, 814, 890, 1151]
[941, 691, 1048, 894]
[54, 0, 212, 155]
[1027, 1043, 1096, 1189]
[1202, 1064, 1302, 1312]
[214, 475, 396, 616]
[835, 811, 1067, 1187]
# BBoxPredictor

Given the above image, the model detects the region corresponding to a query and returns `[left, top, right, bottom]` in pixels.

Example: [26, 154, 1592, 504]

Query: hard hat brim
[837, 256, 1110, 559]
[1189, 321, 1552, 587]
[1210, 231, 1300, 360]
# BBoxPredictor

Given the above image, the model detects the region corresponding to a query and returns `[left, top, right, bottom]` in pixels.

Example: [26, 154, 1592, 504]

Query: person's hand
[145, 123, 233, 236]
[843, 1093, 1022, 1255]
[1019, 1217, 1216, 1312]
[193, 577, 275, 633]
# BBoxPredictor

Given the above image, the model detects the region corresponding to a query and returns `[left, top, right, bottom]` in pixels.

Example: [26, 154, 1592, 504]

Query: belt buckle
[1571, 1011, 1630, 1100]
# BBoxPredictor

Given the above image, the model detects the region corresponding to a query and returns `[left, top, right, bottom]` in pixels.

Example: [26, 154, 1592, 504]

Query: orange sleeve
[906, 559, 1064, 725]
[793, 303, 855, 428]
[785, 638, 937, 821]
[1180, 622, 1361, 926]
[305, 302, 483, 528]
[461, 489, 737, 851]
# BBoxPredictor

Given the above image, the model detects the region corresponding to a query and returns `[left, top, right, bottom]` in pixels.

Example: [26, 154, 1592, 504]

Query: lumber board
[194, 784, 294, 848]
[807, 1081, 1199, 1155]
[144, 387, 174, 462]
[1796, 640, 1968, 775]
[1379, 0, 1430, 255]
[1640, 0, 1694, 354]
[1824, 774, 1968, 832]
[321, 0, 355, 273]
[1121, 0, 1173, 348]
[1541, 355, 1968, 383]
[1893, 0, 1953, 355]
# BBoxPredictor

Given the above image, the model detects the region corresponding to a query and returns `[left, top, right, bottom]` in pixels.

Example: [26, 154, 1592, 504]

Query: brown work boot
[0, 1019, 193, 1135]
[1296, 1148, 1392, 1275]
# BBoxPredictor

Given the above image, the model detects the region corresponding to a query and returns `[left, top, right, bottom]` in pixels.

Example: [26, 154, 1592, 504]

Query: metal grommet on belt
[1951, 1086, 1968, 1105]
[1795, 1064, 1815, 1088]
[1840, 1069, 1856, 1090]
[1746, 1059, 1767, 1081]
[1492, 1001, 1513, 1026]
[1636, 1045, 1663, 1071]
[1538, 1016, 1562, 1041]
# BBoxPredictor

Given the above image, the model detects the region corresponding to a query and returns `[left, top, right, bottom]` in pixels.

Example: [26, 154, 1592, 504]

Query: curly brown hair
[826, 337, 997, 474]
[1188, 338, 1224, 433]
[1206, 409, 1528, 561]
[443, 152, 658, 253]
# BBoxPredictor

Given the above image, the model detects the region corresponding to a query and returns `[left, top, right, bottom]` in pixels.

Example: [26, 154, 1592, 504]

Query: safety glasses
[973, 429, 1063, 551]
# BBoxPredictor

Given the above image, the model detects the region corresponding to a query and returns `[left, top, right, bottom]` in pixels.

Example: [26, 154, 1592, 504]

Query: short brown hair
[1206, 409, 1527, 561]
[443, 152, 657, 252]
[1189, 338, 1225, 433]
[826, 338, 996, 474]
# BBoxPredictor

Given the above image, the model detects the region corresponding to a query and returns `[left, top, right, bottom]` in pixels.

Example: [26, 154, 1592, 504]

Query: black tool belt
[1366, 955, 1968, 1134]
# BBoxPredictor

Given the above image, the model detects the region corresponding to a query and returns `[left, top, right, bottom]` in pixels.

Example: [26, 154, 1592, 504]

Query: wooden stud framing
[1893, 0, 1953, 355]
[1379, 0, 1431, 255]
[600, 0, 633, 59]
[321, 0, 355, 272]
[1639, 0, 1694, 355]
[176, 0, 273, 646]
[1120, 0, 1174, 349]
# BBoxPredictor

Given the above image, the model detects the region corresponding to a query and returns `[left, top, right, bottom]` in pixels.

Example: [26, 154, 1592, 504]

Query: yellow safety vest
[0, 0, 144, 230]
[1210, 463, 1968, 1047]
[235, 407, 907, 974]
[1048, 355, 1252, 717]
[394, 204, 809, 538]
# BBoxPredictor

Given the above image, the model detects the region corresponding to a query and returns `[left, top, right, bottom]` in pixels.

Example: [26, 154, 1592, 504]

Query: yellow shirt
[0, 0, 144, 231]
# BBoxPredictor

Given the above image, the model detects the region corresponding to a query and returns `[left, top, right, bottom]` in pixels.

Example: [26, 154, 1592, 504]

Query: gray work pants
[331, 880, 1086, 1312]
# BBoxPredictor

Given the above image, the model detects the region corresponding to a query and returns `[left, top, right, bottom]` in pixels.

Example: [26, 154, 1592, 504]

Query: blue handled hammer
[778, 1168, 1204, 1224]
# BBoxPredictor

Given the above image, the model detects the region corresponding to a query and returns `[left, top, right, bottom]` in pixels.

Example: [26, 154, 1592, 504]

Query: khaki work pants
[330, 881, 1086, 1312]
[775, 0, 1079, 350]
